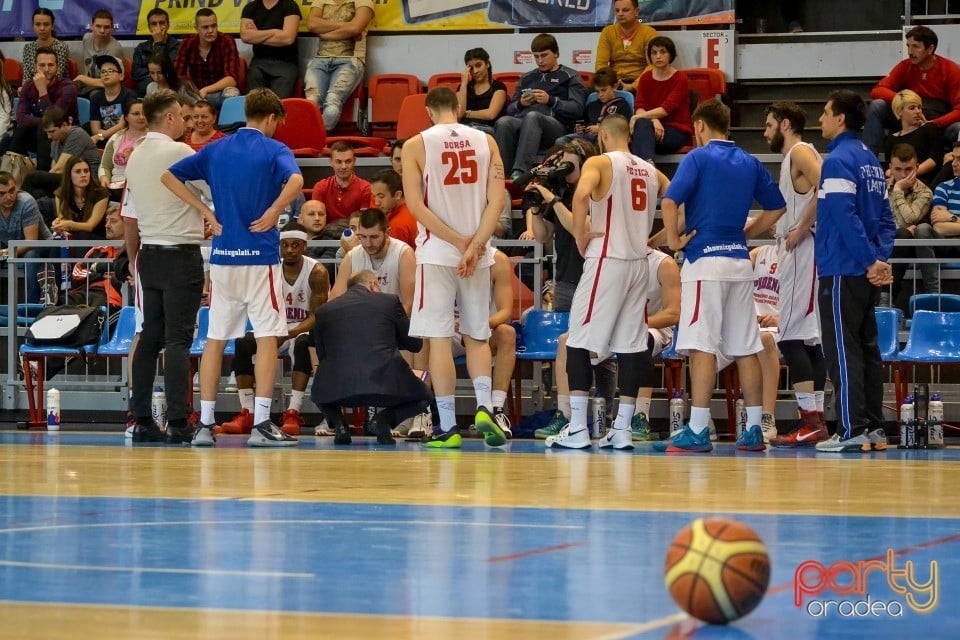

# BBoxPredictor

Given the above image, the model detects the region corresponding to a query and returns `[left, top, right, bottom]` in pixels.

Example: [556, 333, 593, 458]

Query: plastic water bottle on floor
[898, 396, 915, 449]
[735, 394, 747, 438]
[151, 387, 167, 430]
[590, 396, 606, 438]
[928, 393, 944, 449]
[46, 388, 60, 431]
[669, 392, 684, 434]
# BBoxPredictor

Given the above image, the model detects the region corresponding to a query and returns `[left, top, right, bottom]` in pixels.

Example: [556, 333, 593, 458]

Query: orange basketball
[664, 518, 770, 624]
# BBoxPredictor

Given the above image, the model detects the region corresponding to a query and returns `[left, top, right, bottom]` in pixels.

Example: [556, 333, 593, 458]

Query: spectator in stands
[241, 0, 302, 98]
[180, 102, 196, 142]
[186, 101, 225, 151]
[22, 9, 71, 82]
[913, 144, 960, 295]
[100, 99, 147, 193]
[887, 143, 934, 301]
[12, 48, 78, 171]
[865, 26, 960, 154]
[145, 52, 201, 105]
[306, 0, 375, 131]
[0, 172, 46, 303]
[299, 198, 339, 268]
[51, 155, 110, 241]
[21, 107, 100, 202]
[311, 141, 371, 229]
[629, 36, 693, 161]
[175, 9, 241, 108]
[595, 0, 658, 93]
[882, 90, 941, 185]
[369, 169, 417, 249]
[89, 56, 137, 146]
[0, 61, 15, 154]
[457, 48, 507, 135]
[495, 34, 586, 180]
[73, 9, 125, 97]
[390, 139, 404, 174]
[132, 9, 181, 97]
[556, 68, 630, 147]
[66, 204, 126, 309]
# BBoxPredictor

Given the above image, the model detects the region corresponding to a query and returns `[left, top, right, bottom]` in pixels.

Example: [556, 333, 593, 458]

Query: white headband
[280, 230, 308, 242]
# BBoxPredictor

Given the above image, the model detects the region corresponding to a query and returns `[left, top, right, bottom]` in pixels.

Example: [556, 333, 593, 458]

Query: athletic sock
[746, 406, 762, 428]
[289, 390, 304, 413]
[614, 402, 635, 431]
[473, 376, 492, 410]
[491, 389, 507, 411]
[796, 391, 816, 412]
[814, 390, 825, 413]
[254, 397, 271, 425]
[689, 407, 710, 434]
[437, 395, 457, 432]
[200, 400, 216, 426]
[570, 395, 589, 432]
[238, 388, 254, 412]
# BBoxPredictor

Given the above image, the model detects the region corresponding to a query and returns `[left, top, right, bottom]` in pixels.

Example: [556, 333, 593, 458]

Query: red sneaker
[770, 410, 828, 447]
[217, 408, 254, 435]
[281, 409, 304, 436]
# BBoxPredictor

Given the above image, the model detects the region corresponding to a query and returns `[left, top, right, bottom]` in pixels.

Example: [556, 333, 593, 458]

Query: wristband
[547, 196, 561, 209]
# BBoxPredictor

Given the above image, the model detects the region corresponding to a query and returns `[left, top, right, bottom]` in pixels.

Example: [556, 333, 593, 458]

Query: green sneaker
[631, 411, 657, 442]
[425, 427, 462, 449]
[535, 411, 569, 439]
[475, 406, 507, 446]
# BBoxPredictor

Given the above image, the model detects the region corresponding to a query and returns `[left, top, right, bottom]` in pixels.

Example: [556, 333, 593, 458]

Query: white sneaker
[406, 412, 432, 438]
[248, 420, 298, 447]
[225, 372, 238, 393]
[598, 427, 634, 450]
[545, 425, 592, 449]
[192, 424, 216, 447]
[314, 419, 332, 436]
[494, 409, 513, 439]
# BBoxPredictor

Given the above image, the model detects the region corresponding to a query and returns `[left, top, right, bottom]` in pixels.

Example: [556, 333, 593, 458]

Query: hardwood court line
[0, 559, 314, 579]
[487, 540, 587, 563]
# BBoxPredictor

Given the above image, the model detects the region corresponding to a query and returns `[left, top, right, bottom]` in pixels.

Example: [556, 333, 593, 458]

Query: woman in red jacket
[629, 36, 693, 161]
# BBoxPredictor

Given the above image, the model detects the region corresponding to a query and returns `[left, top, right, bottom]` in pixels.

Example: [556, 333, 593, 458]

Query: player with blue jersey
[658, 100, 786, 453]
[813, 90, 896, 453]
[162, 88, 304, 448]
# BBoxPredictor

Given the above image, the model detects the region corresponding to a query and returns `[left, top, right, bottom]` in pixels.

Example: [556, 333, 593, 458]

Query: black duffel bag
[25, 305, 105, 348]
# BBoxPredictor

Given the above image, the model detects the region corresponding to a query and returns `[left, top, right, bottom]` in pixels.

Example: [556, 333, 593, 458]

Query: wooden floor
[0, 430, 957, 639]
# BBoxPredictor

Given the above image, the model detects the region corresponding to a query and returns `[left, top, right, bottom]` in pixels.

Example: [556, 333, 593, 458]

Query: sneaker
[165, 420, 195, 445]
[761, 414, 777, 444]
[425, 427, 462, 449]
[192, 423, 216, 447]
[736, 424, 766, 452]
[670, 418, 716, 442]
[599, 427, 634, 450]
[248, 420, 298, 447]
[314, 419, 332, 436]
[653, 424, 713, 453]
[333, 419, 352, 445]
[280, 409, 304, 436]
[545, 425, 592, 449]
[131, 422, 163, 443]
[368, 410, 396, 445]
[867, 428, 889, 452]
[225, 372, 238, 392]
[124, 411, 137, 438]
[535, 411, 569, 439]
[493, 409, 513, 439]
[631, 411, 657, 442]
[771, 410, 828, 447]
[475, 406, 507, 446]
[406, 412, 432, 439]
[217, 408, 254, 435]
[815, 432, 871, 453]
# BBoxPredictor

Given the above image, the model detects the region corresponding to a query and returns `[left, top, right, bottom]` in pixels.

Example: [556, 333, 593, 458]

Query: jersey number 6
[442, 150, 478, 185]
[631, 178, 647, 211]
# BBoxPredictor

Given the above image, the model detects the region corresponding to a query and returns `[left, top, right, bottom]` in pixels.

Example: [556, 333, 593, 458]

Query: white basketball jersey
[753, 244, 779, 316]
[775, 141, 821, 239]
[645, 249, 674, 347]
[585, 151, 656, 260]
[348, 237, 410, 297]
[417, 123, 493, 269]
[283, 255, 319, 330]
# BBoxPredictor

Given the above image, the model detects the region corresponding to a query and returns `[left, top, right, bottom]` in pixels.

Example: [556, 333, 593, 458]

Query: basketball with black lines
[664, 518, 770, 624]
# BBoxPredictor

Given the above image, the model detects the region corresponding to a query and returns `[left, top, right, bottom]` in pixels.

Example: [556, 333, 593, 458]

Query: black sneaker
[333, 418, 352, 445]
[165, 419, 195, 445]
[248, 420, 298, 447]
[425, 427, 462, 449]
[131, 422, 163, 443]
[370, 409, 396, 445]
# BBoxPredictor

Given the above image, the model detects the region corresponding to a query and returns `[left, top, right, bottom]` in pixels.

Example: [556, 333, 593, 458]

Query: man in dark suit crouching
[311, 269, 430, 445]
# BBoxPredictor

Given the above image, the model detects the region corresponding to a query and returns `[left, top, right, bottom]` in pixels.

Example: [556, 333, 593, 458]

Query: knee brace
[807, 344, 827, 390]
[566, 346, 593, 393]
[232, 333, 257, 377]
[291, 333, 313, 375]
[615, 351, 647, 398]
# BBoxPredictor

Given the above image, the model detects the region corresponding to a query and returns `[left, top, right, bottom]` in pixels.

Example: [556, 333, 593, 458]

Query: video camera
[516, 153, 576, 212]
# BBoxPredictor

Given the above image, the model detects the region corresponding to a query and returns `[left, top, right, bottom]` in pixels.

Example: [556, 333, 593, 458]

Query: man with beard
[761, 101, 831, 448]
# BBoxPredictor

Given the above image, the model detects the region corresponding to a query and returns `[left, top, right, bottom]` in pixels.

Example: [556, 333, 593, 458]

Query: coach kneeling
[311, 269, 430, 445]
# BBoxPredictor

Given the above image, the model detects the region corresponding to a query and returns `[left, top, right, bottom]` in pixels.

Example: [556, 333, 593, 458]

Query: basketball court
[0, 431, 954, 638]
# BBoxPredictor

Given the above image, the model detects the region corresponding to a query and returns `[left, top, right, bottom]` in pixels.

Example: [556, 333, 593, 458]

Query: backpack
[25, 305, 105, 348]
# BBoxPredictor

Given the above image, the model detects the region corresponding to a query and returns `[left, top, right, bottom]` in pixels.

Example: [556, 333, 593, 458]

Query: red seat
[325, 85, 387, 156]
[123, 58, 135, 90]
[493, 72, 522, 99]
[236, 58, 247, 94]
[367, 73, 423, 139]
[3, 57, 22, 85]
[427, 73, 462, 92]
[67, 58, 77, 79]
[273, 98, 327, 157]
[395, 94, 433, 141]
[578, 70, 594, 87]
[685, 68, 727, 105]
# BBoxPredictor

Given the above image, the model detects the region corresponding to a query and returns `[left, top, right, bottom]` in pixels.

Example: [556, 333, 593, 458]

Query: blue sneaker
[736, 424, 766, 452]
[652, 424, 713, 453]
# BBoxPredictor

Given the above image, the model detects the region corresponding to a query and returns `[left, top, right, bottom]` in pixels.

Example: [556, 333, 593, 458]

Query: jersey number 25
[442, 150, 478, 185]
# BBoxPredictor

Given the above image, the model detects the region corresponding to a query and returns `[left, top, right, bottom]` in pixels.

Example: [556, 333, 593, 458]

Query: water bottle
[151, 387, 167, 430]
[342, 228, 353, 240]
[898, 396, 915, 449]
[46, 388, 60, 431]
[669, 392, 684, 434]
[736, 394, 747, 438]
[590, 396, 606, 438]
[928, 393, 944, 448]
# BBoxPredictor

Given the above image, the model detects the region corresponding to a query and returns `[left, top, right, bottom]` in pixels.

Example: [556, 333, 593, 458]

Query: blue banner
[0, 0, 145, 39]
[486, 0, 734, 28]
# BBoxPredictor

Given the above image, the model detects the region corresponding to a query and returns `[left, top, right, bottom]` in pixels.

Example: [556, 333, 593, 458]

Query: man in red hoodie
[864, 25, 960, 155]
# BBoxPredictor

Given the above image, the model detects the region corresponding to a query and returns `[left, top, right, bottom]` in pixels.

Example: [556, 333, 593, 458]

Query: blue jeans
[864, 98, 960, 155]
[555, 132, 598, 147]
[304, 57, 364, 131]
[630, 120, 692, 161]
[494, 111, 568, 174]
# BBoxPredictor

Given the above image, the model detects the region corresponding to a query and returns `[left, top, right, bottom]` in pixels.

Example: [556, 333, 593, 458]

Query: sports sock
[796, 391, 816, 412]
[254, 397, 271, 425]
[200, 400, 216, 426]
[289, 390, 304, 413]
[570, 395, 589, 432]
[746, 406, 762, 429]
[473, 376, 492, 410]
[491, 390, 507, 411]
[614, 402, 634, 431]
[814, 390, 825, 413]
[689, 407, 710, 434]
[238, 388, 254, 412]
[437, 395, 457, 432]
